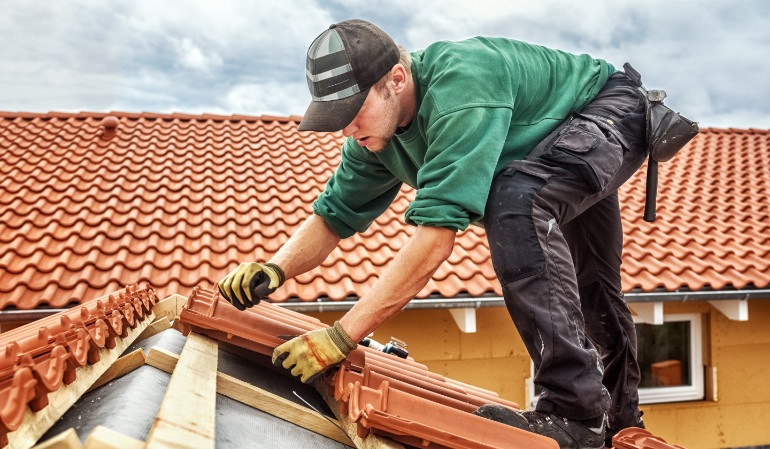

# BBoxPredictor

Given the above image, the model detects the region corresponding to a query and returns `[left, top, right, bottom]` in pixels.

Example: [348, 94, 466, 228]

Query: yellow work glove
[217, 262, 285, 310]
[272, 321, 357, 383]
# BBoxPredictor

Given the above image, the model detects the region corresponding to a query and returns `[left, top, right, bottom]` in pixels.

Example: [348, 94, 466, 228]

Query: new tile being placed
[179, 284, 557, 449]
[0, 284, 158, 447]
[612, 427, 686, 449]
[2, 111, 768, 310]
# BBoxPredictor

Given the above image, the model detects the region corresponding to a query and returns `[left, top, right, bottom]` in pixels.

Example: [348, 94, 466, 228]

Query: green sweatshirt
[313, 37, 614, 238]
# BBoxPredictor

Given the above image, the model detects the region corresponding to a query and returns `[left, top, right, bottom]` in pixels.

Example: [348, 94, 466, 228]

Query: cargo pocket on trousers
[541, 119, 623, 193]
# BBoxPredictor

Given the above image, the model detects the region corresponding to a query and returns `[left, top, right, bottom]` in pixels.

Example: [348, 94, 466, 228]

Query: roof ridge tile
[0, 284, 158, 445]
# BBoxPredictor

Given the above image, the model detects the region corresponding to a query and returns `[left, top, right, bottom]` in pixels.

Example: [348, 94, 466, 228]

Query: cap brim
[298, 88, 369, 132]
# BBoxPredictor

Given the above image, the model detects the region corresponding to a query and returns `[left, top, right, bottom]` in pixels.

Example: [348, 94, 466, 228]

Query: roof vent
[100, 116, 119, 139]
[101, 116, 119, 130]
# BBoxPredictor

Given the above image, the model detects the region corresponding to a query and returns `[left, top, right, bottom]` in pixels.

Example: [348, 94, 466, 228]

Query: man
[219, 19, 649, 449]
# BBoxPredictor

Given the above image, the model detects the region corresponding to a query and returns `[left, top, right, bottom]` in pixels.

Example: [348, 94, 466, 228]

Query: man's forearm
[269, 214, 341, 280]
[339, 226, 455, 341]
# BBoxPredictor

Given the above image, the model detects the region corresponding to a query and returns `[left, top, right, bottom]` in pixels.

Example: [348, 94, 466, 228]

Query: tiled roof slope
[620, 126, 769, 291]
[1, 111, 768, 310]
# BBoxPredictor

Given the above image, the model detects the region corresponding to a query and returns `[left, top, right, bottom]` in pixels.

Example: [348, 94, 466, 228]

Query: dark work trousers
[482, 71, 647, 430]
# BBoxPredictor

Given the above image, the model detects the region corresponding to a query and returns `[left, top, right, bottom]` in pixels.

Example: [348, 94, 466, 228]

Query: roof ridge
[0, 110, 303, 123]
[3, 111, 769, 133]
[699, 127, 770, 134]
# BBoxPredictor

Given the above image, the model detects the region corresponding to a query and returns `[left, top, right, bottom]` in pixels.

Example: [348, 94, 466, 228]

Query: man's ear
[389, 63, 408, 94]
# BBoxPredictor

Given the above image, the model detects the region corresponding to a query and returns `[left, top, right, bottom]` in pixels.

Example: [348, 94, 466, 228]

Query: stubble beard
[365, 95, 401, 153]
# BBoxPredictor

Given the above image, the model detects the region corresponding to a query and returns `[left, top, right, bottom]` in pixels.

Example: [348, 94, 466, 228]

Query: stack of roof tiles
[1, 111, 768, 311]
[0, 284, 157, 446]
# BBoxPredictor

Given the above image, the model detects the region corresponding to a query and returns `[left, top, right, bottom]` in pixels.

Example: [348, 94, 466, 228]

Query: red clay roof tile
[1, 111, 768, 309]
[612, 427, 685, 449]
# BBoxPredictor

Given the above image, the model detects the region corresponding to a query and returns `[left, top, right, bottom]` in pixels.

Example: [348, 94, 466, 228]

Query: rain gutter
[276, 288, 770, 313]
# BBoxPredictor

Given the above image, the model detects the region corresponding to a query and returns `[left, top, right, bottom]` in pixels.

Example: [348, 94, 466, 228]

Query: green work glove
[217, 262, 285, 310]
[272, 321, 357, 383]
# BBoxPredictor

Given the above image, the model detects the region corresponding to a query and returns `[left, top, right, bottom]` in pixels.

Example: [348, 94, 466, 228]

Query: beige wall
[313, 298, 770, 449]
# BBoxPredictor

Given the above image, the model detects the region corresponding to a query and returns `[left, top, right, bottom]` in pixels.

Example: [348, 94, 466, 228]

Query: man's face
[341, 85, 400, 152]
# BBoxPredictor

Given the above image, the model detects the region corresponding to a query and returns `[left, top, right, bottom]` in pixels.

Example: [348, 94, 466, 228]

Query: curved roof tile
[1, 111, 768, 309]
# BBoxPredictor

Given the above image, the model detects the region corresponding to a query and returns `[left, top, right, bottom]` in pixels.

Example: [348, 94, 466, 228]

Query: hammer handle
[643, 158, 658, 222]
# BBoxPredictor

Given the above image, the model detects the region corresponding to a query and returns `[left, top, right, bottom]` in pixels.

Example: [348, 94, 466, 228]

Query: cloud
[224, 81, 308, 117]
[171, 38, 222, 72]
[387, 0, 770, 128]
[1, 0, 769, 127]
[0, 0, 332, 115]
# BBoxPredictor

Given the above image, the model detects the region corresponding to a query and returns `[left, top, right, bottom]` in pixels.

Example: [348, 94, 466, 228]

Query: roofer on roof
[219, 19, 650, 449]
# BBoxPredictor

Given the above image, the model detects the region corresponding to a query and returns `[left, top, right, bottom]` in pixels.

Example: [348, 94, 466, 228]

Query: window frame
[637, 312, 704, 404]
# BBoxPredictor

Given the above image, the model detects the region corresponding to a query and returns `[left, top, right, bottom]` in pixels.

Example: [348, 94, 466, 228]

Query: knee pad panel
[484, 170, 547, 285]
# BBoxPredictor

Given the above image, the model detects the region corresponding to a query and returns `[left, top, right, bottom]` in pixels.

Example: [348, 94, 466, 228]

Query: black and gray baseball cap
[298, 19, 400, 132]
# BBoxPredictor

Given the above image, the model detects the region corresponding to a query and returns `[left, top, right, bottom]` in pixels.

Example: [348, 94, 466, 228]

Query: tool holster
[622, 63, 700, 222]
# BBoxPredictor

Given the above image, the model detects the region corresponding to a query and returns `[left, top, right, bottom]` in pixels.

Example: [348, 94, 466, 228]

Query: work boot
[605, 411, 645, 448]
[473, 404, 605, 449]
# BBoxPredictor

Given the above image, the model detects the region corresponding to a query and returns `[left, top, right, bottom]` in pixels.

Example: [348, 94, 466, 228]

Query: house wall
[313, 297, 770, 449]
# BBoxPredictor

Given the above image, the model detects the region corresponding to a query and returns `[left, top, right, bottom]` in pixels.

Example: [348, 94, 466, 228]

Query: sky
[2, 0, 769, 129]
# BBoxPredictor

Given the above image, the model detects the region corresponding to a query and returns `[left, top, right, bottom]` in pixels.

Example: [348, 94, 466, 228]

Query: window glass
[636, 320, 691, 387]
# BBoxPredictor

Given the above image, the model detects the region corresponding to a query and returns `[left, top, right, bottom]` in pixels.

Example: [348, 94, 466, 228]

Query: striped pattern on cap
[306, 28, 360, 102]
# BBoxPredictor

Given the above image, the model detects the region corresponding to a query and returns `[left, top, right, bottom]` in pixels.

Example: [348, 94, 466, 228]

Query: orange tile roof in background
[1, 111, 768, 310]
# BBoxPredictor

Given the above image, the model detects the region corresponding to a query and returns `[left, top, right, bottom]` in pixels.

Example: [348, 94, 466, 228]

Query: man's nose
[342, 120, 358, 137]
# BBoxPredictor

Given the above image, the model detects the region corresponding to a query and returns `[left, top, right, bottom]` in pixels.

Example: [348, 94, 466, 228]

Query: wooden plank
[172, 294, 187, 316]
[144, 332, 218, 449]
[150, 295, 186, 324]
[144, 347, 179, 374]
[137, 317, 172, 341]
[145, 347, 350, 445]
[170, 318, 184, 334]
[315, 381, 405, 449]
[30, 428, 82, 449]
[148, 296, 175, 323]
[6, 313, 155, 449]
[83, 426, 143, 449]
[706, 365, 718, 402]
[86, 349, 146, 393]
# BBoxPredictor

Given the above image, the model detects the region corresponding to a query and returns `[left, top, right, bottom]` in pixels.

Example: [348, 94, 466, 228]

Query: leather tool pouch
[647, 93, 700, 163]
[622, 63, 700, 222]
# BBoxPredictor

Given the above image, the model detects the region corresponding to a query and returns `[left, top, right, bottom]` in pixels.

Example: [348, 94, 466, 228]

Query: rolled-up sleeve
[313, 139, 403, 239]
